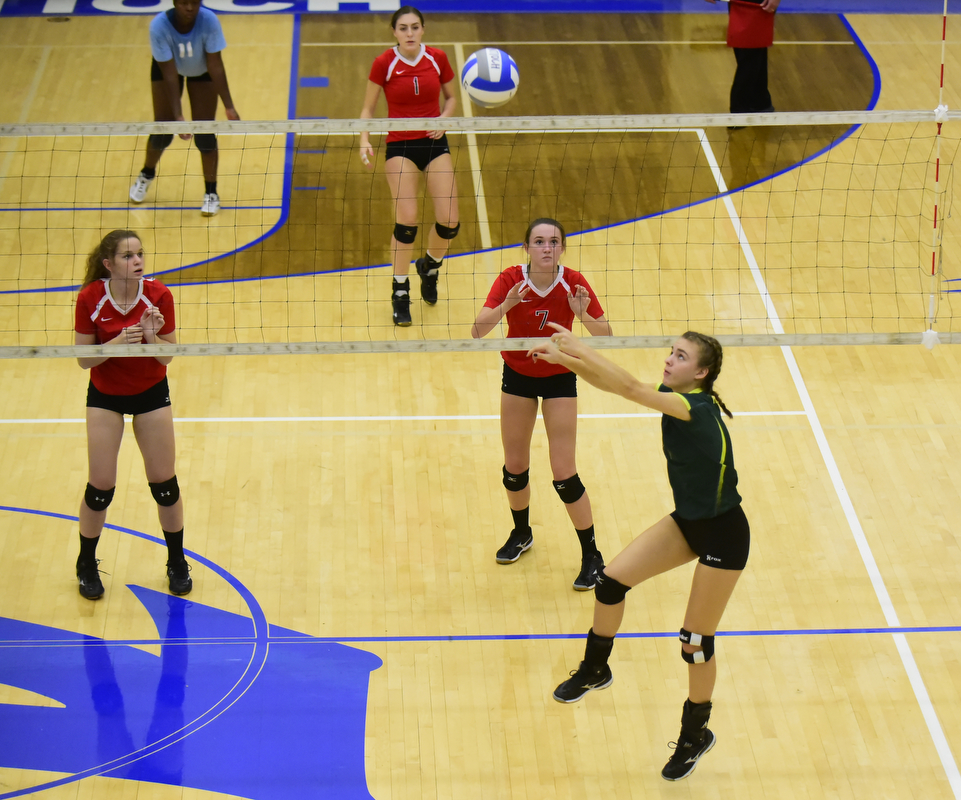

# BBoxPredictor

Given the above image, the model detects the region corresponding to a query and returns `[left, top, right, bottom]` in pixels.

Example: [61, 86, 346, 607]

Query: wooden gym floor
[1, 8, 961, 800]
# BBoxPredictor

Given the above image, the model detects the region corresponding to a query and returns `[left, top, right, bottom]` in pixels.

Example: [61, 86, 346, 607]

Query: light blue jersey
[149, 6, 226, 78]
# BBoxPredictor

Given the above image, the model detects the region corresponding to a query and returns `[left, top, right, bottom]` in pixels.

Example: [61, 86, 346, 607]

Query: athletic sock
[584, 628, 615, 670]
[576, 525, 599, 559]
[163, 528, 185, 563]
[78, 532, 100, 563]
[510, 506, 530, 532]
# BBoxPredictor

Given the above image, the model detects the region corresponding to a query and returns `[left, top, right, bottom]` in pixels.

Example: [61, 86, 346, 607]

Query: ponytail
[82, 229, 140, 287]
[681, 331, 733, 419]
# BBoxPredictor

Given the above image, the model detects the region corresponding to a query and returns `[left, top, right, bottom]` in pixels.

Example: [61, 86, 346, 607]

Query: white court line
[696, 129, 961, 796]
[0, 410, 806, 425]
[453, 43, 493, 252]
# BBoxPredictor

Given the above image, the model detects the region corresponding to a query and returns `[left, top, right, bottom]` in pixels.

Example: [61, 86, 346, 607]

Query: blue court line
[293, 186, 326, 190]
[0, 8, 885, 295]
[299, 76, 329, 88]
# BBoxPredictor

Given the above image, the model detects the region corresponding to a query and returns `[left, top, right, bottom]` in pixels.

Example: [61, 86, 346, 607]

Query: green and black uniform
[658, 385, 749, 570]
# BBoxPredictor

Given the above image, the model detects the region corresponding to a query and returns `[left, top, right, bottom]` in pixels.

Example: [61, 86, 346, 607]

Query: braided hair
[82, 230, 141, 287]
[681, 331, 733, 419]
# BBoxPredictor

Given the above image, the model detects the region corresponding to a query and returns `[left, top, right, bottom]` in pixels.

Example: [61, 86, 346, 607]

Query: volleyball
[461, 48, 519, 108]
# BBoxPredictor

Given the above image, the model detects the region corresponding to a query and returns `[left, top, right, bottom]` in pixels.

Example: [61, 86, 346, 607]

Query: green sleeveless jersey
[658, 385, 741, 520]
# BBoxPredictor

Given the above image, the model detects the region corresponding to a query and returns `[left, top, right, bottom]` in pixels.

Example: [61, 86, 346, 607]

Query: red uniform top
[368, 45, 455, 142]
[483, 264, 605, 378]
[75, 278, 176, 396]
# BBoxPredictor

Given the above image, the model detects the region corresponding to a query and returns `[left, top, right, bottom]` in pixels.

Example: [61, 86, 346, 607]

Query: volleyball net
[1, 110, 959, 358]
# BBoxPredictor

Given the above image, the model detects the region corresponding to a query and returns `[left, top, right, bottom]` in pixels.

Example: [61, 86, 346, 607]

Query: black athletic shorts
[671, 504, 750, 571]
[87, 377, 172, 417]
[385, 134, 451, 171]
[151, 59, 212, 86]
[501, 363, 577, 399]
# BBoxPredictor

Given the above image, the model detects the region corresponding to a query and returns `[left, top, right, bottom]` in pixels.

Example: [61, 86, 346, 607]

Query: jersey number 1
[413, 77, 420, 96]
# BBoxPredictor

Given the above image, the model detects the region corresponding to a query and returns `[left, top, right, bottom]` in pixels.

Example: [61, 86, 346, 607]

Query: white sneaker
[129, 173, 153, 203]
[201, 192, 220, 216]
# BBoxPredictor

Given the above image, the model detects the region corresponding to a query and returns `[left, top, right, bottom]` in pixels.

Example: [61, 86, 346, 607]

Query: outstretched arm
[528, 324, 692, 420]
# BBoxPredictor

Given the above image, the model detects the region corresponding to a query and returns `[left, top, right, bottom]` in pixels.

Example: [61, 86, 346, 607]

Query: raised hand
[568, 285, 591, 318]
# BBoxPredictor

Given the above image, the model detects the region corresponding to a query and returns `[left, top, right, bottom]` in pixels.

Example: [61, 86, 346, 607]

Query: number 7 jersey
[483, 264, 604, 377]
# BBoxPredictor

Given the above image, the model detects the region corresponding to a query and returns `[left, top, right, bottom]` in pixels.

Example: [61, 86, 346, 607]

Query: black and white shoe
[392, 279, 412, 326]
[415, 257, 440, 305]
[661, 729, 716, 781]
[76, 558, 104, 600]
[552, 661, 613, 703]
[495, 527, 533, 564]
[166, 559, 193, 596]
[572, 552, 604, 591]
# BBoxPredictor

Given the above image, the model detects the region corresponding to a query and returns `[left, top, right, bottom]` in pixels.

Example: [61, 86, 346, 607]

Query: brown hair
[524, 218, 566, 247]
[82, 230, 141, 287]
[681, 331, 733, 418]
[391, 6, 424, 28]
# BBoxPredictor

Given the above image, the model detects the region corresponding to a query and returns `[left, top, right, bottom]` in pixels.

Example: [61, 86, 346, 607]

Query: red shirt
[483, 265, 605, 378]
[75, 278, 176, 396]
[368, 45, 455, 142]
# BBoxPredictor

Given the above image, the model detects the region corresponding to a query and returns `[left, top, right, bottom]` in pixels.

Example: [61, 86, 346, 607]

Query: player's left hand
[225, 107, 240, 121]
[568, 285, 591, 318]
[427, 129, 446, 139]
[140, 307, 164, 339]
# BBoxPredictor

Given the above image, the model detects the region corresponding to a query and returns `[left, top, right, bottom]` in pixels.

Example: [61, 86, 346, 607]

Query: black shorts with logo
[671, 504, 750, 571]
[501, 363, 577, 400]
[384, 134, 451, 171]
[86, 377, 171, 417]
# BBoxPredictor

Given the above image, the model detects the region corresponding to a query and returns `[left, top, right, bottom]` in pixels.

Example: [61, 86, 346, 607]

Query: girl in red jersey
[472, 219, 612, 591]
[73, 230, 191, 600]
[359, 6, 460, 326]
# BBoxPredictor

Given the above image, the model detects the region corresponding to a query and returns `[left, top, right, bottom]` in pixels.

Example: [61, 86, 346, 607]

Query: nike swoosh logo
[101, 317, 112, 322]
[397, 69, 405, 74]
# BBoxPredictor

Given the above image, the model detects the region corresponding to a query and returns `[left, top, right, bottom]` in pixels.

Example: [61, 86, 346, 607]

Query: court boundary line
[698, 128, 961, 796]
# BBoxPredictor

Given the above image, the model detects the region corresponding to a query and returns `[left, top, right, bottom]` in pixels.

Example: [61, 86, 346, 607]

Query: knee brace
[84, 483, 115, 512]
[149, 476, 181, 507]
[552, 473, 586, 505]
[502, 466, 530, 492]
[594, 569, 631, 605]
[147, 133, 174, 151]
[679, 628, 716, 664]
[193, 133, 217, 153]
[393, 223, 418, 244]
[434, 221, 460, 240]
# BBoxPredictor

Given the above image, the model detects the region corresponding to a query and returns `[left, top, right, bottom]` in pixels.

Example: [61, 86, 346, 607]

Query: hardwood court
[1, 9, 961, 800]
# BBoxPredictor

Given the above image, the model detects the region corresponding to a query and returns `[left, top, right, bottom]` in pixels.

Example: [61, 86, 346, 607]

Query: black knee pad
[393, 223, 418, 244]
[149, 476, 180, 507]
[193, 133, 217, 153]
[502, 466, 530, 492]
[552, 473, 586, 505]
[434, 221, 460, 240]
[594, 569, 630, 605]
[679, 628, 716, 664]
[148, 133, 174, 151]
[84, 483, 115, 512]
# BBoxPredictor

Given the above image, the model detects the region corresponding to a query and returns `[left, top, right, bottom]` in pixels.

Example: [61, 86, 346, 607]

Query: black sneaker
[166, 559, 193, 596]
[77, 558, 105, 600]
[572, 552, 604, 591]
[495, 527, 533, 564]
[661, 729, 716, 781]
[415, 257, 439, 305]
[552, 661, 613, 703]
[392, 279, 412, 326]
